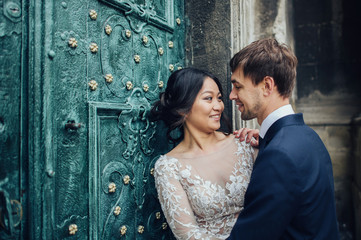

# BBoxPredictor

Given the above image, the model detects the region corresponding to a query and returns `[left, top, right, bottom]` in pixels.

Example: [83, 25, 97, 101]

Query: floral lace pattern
[154, 138, 255, 240]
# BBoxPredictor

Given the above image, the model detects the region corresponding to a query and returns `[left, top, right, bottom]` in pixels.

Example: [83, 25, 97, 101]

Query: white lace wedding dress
[154, 136, 256, 240]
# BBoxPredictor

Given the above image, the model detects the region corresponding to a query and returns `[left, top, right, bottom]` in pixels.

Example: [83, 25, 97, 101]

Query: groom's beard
[240, 101, 261, 121]
[239, 91, 262, 121]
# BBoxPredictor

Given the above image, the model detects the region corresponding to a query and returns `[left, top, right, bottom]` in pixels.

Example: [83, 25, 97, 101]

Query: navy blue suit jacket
[228, 114, 339, 240]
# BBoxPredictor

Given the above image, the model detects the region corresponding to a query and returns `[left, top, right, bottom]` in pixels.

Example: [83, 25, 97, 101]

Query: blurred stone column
[230, 0, 295, 130]
[230, 0, 257, 130]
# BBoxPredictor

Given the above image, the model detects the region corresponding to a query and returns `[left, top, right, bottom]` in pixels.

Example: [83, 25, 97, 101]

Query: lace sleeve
[154, 156, 218, 240]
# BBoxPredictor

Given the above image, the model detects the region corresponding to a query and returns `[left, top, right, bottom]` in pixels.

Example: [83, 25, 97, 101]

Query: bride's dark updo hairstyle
[151, 67, 230, 143]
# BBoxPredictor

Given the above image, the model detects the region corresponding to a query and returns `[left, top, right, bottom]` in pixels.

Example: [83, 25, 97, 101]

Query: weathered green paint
[0, 0, 24, 239]
[0, 0, 184, 239]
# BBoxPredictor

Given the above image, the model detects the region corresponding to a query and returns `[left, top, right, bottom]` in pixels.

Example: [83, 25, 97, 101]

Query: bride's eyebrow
[200, 90, 221, 95]
[200, 90, 214, 95]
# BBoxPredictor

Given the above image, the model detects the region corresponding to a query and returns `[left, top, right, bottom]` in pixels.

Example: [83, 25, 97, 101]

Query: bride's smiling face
[185, 77, 224, 133]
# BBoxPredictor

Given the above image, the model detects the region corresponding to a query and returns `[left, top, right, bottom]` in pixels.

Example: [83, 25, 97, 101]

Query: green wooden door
[0, 0, 184, 239]
[0, 0, 24, 239]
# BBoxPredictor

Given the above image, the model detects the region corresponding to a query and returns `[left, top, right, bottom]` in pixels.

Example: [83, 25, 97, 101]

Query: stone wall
[296, 93, 360, 239]
[184, 0, 232, 122]
[311, 123, 354, 237]
[294, 0, 361, 237]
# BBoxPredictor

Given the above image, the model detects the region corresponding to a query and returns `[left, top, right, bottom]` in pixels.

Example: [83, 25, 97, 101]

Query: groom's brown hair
[230, 38, 298, 98]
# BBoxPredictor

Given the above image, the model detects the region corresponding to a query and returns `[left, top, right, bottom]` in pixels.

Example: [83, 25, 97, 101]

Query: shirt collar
[259, 104, 295, 138]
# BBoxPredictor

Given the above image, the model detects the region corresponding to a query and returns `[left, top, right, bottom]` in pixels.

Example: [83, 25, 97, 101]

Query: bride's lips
[209, 114, 221, 120]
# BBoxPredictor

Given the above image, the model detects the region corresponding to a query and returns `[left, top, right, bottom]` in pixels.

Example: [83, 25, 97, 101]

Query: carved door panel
[42, 0, 184, 239]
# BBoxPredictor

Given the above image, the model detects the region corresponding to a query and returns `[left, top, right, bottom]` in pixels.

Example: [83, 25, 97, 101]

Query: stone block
[296, 65, 317, 99]
[353, 123, 361, 194]
[352, 183, 361, 240]
[295, 26, 318, 63]
[312, 125, 351, 153]
[294, 0, 333, 25]
[334, 179, 354, 235]
[329, 151, 352, 179]
[311, 125, 328, 142]
[326, 126, 351, 151]
[317, 63, 339, 95]
[319, 23, 340, 63]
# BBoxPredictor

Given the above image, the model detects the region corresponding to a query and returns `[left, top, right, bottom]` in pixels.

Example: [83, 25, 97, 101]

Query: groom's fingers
[234, 128, 249, 141]
[246, 129, 259, 143]
[234, 128, 260, 145]
[250, 138, 259, 147]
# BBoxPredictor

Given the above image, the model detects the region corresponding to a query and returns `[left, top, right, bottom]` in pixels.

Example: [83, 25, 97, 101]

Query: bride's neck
[181, 126, 222, 154]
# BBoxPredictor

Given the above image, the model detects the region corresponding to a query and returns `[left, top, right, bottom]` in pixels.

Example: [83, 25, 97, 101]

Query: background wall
[294, 0, 361, 238]
[184, 0, 233, 124]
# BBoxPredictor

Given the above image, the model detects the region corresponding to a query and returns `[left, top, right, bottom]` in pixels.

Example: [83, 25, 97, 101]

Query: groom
[228, 39, 339, 239]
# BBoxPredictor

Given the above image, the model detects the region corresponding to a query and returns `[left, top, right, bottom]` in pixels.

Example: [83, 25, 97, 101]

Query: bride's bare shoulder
[164, 143, 185, 158]
[215, 131, 234, 142]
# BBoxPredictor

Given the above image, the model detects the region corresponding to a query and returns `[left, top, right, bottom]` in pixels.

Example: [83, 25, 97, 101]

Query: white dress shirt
[259, 104, 295, 138]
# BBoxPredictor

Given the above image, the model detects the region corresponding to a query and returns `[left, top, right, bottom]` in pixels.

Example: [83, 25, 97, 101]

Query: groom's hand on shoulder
[234, 128, 260, 147]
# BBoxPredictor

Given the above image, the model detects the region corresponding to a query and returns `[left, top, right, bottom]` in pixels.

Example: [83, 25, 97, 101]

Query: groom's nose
[229, 88, 237, 100]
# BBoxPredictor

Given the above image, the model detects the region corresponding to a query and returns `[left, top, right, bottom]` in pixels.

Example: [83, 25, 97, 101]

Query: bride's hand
[234, 128, 260, 147]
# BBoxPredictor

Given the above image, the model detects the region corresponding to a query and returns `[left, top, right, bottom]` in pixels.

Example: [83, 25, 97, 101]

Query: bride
[151, 68, 258, 239]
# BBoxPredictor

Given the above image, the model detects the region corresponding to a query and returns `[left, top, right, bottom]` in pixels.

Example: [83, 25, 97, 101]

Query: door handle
[65, 120, 81, 130]
[0, 189, 23, 235]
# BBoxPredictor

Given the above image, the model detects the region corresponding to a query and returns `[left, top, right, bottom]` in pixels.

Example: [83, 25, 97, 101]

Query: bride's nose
[213, 101, 223, 111]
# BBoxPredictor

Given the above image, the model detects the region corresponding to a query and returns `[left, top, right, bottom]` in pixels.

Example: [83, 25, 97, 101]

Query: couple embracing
[151, 38, 339, 240]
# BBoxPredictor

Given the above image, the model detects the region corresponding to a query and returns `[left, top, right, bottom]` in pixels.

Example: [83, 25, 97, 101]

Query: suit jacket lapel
[258, 137, 266, 152]
[261, 113, 305, 150]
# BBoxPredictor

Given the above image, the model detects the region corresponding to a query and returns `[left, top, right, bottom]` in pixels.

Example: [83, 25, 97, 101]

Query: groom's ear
[262, 76, 275, 97]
